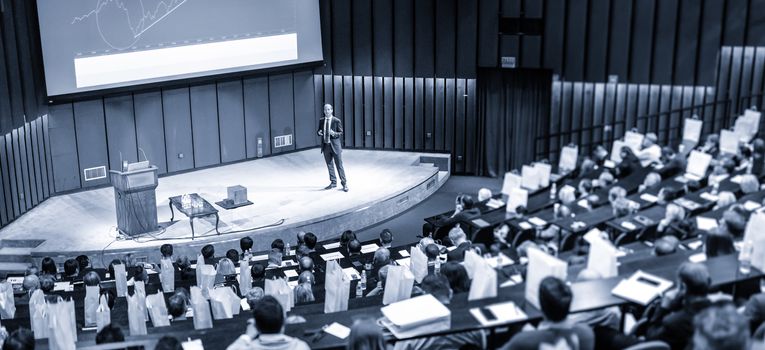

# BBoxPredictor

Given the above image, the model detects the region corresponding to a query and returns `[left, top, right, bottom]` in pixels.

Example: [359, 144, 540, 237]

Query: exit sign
[501, 56, 516, 68]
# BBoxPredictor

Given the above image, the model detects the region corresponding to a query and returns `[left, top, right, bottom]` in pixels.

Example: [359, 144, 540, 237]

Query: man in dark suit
[318, 104, 348, 192]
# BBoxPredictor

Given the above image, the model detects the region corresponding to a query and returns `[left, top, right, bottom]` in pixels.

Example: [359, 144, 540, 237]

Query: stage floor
[0, 149, 447, 263]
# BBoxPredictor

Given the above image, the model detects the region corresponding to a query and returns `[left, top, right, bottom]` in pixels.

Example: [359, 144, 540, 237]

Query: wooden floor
[0, 149, 448, 266]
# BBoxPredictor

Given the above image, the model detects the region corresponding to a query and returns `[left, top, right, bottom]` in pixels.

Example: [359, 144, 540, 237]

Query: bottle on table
[549, 183, 557, 200]
[739, 240, 754, 275]
[359, 270, 367, 290]
[285, 243, 291, 257]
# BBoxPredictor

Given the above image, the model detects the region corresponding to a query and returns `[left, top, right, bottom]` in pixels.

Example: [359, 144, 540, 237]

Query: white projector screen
[36, 0, 323, 99]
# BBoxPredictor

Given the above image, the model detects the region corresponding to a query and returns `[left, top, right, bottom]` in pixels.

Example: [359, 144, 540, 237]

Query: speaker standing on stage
[318, 104, 348, 192]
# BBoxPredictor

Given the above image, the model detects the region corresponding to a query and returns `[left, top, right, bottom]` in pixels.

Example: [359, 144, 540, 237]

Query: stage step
[0, 262, 32, 277]
[0, 247, 34, 263]
[0, 239, 44, 248]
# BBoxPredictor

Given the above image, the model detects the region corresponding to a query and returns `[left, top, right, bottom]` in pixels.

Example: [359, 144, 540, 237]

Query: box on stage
[227, 185, 248, 205]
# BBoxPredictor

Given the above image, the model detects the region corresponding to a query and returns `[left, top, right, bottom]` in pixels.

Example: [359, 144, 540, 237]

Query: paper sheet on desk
[53, 282, 73, 292]
[700, 192, 719, 202]
[528, 217, 547, 227]
[284, 269, 298, 279]
[324, 242, 341, 250]
[325, 322, 351, 339]
[398, 250, 410, 257]
[470, 301, 528, 327]
[361, 243, 380, 254]
[321, 252, 345, 261]
[251, 254, 268, 262]
[486, 253, 514, 269]
[696, 217, 718, 231]
[181, 339, 204, 350]
[487, 198, 505, 209]
[744, 200, 762, 211]
[611, 270, 672, 305]
[342, 267, 360, 281]
[5, 277, 22, 284]
[500, 274, 523, 288]
[519, 221, 532, 230]
[395, 258, 411, 269]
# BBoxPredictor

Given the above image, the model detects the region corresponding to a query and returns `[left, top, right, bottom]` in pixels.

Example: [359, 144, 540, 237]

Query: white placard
[525, 248, 567, 309]
[558, 145, 579, 174]
[683, 118, 703, 143]
[743, 211, 765, 274]
[501, 172, 522, 196]
[686, 150, 712, 179]
[720, 129, 739, 155]
[610, 140, 626, 163]
[533, 163, 552, 188]
[521, 165, 540, 190]
[624, 131, 645, 153]
[506, 187, 528, 213]
[587, 237, 619, 278]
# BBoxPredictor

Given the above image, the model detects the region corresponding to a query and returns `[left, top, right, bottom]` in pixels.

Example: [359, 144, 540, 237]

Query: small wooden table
[168, 193, 220, 240]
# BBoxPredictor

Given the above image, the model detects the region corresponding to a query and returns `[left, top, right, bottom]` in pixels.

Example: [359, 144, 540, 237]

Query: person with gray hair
[22, 275, 39, 297]
[693, 303, 750, 350]
[294, 283, 315, 304]
[318, 103, 348, 192]
[638, 132, 662, 166]
[245, 287, 265, 310]
[739, 173, 760, 194]
[477, 188, 493, 202]
[446, 225, 471, 262]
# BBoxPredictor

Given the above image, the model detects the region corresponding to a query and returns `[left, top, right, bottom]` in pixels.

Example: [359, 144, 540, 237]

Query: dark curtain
[475, 68, 552, 177]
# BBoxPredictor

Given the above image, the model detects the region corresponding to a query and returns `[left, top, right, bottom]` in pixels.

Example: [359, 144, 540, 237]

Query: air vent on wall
[83, 166, 106, 181]
[274, 134, 293, 148]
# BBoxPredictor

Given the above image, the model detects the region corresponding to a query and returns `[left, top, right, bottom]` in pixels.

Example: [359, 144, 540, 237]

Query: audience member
[160, 244, 174, 259]
[440, 261, 470, 294]
[226, 249, 240, 263]
[705, 232, 736, 258]
[340, 230, 357, 249]
[446, 226, 471, 262]
[303, 232, 318, 252]
[347, 239, 362, 256]
[395, 274, 485, 350]
[95, 323, 125, 344]
[637, 133, 662, 166]
[75, 255, 90, 272]
[501, 277, 594, 350]
[700, 134, 719, 154]
[155, 336, 184, 350]
[39, 274, 55, 293]
[265, 251, 286, 280]
[714, 191, 737, 210]
[379, 229, 393, 248]
[21, 275, 39, 296]
[692, 302, 750, 350]
[659, 146, 687, 178]
[654, 235, 680, 256]
[744, 292, 765, 334]
[740, 174, 760, 194]
[294, 283, 314, 304]
[245, 287, 265, 310]
[657, 203, 687, 238]
[240, 237, 254, 256]
[347, 317, 386, 350]
[616, 146, 641, 177]
[83, 271, 100, 286]
[24, 266, 38, 277]
[271, 239, 286, 254]
[298, 271, 314, 285]
[477, 188, 493, 202]
[638, 172, 662, 192]
[201, 244, 215, 264]
[251, 263, 266, 289]
[40, 257, 57, 276]
[296, 231, 306, 246]
[62, 259, 79, 281]
[2, 328, 34, 350]
[365, 265, 389, 297]
[644, 262, 712, 350]
[168, 290, 189, 319]
[227, 296, 310, 350]
[568, 270, 621, 330]
[719, 205, 748, 238]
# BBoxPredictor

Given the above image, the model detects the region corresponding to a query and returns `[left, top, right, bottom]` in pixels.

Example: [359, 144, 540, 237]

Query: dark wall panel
[331, 0, 353, 75]
[373, 77, 384, 147]
[607, 0, 632, 80]
[134, 91, 167, 174]
[217, 81, 246, 163]
[393, 0, 414, 76]
[47, 104, 79, 193]
[372, 0, 394, 76]
[189, 85, 221, 167]
[73, 100, 109, 188]
[629, 0, 655, 83]
[543, 0, 566, 74]
[162, 88, 195, 172]
[564, 0, 587, 81]
[477, 0, 499, 67]
[586, 0, 610, 81]
[723, 0, 747, 45]
[697, 0, 725, 85]
[456, 0, 478, 77]
[268, 74, 296, 154]
[413, 0, 435, 77]
[651, 0, 679, 84]
[343, 76, 354, 147]
[293, 71, 318, 149]
[104, 94, 138, 171]
[394, 78, 405, 149]
[384, 77, 394, 148]
[243, 77, 271, 158]
[674, 0, 701, 85]
[435, 0, 456, 78]
[352, 0, 373, 76]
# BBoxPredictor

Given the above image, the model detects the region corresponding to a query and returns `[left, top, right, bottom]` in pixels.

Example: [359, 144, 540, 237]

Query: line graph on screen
[71, 0, 188, 50]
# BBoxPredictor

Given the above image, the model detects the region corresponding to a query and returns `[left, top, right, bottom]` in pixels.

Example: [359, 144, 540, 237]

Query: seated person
[439, 262, 470, 294]
[226, 249, 240, 263]
[638, 172, 662, 193]
[501, 276, 594, 350]
[298, 256, 314, 274]
[339, 230, 357, 250]
[637, 133, 662, 166]
[434, 195, 481, 233]
[294, 283, 314, 304]
[75, 255, 90, 273]
[557, 185, 577, 217]
[477, 188, 493, 202]
[264, 250, 286, 280]
[611, 197, 634, 218]
[395, 274, 485, 350]
[592, 144, 609, 166]
[718, 205, 748, 238]
[659, 146, 687, 178]
[654, 235, 680, 256]
[156, 336, 183, 350]
[160, 243, 174, 260]
[40, 257, 57, 277]
[577, 179, 593, 199]
[226, 296, 310, 350]
[240, 237, 254, 258]
[692, 302, 750, 350]
[446, 226, 471, 262]
[753, 138, 765, 176]
[200, 244, 215, 265]
[657, 203, 688, 239]
[84, 271, 100, 287]
[167, 289, 189, 320]
[39, 274, 55, 294]
[739, 174, 760, 194]
[271, 239, 285, 255]
[597, 171, 616, 189]
[2, 329, 34, 350]
[296, 231, 306, 246]
[713, 191, 737, 210]
[699, 134, 719, 154]
[379, 229, 393, 248]
[303, 232, 318, 255]
[250, 263, 266, 289]
[568, 270, 621, 330]
[215, 258, 237, 286]
[244, 287, 265, 310]
[365, 265, 389, 297]
[22, 275, 40, 297]
[61, 259, 79, 281]
[616, 146, 642, 177]
[95, 324, 124, 344]
[643, 262, 713, 350]
[346, 239, 365, 267]
[607, 186, 627, 206]
[704, 232, 736, 258]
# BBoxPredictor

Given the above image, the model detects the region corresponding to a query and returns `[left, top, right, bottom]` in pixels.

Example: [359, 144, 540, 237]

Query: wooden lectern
[110, 166, 159, 236]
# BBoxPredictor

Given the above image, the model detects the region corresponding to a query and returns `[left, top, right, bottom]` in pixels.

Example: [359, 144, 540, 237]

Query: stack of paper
[695, 217, 718, 232]
[611, 270, 673, 305]
[470, 301, 528, 326]
[380, 294, 451, 339]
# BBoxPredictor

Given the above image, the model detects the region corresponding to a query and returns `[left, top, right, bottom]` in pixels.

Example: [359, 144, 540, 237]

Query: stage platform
[0, 149, 449, 269]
